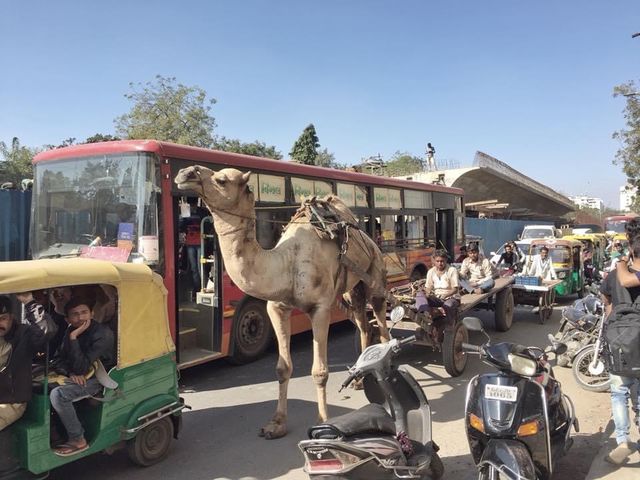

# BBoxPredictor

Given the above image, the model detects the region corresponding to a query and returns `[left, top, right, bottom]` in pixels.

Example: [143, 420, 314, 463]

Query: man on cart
[414, 249, 460, 321]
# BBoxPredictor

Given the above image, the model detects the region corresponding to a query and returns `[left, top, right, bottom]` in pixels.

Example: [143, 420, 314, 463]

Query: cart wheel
[443, 322, 468, 377]
[494, 288, 514, 332]
[538, 293, 547, 325]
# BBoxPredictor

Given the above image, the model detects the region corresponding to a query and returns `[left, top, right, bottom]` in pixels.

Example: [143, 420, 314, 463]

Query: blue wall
[465, 217, 553, 255]
[0, 190, 31, 261]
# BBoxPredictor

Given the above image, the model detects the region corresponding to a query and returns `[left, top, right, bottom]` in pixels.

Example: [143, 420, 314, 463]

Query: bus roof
[33, 140, 464, 195]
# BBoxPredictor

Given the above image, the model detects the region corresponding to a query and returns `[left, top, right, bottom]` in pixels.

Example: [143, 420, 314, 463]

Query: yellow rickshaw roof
[530, 239, 582, 248]
[0, 259, 174, 368]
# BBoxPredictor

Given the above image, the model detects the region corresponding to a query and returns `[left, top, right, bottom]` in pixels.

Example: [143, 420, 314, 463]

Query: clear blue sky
[1, 1, 638, 207]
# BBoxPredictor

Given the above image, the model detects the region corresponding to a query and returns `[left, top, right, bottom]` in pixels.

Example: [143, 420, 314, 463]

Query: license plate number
[484, 384, 518, 402]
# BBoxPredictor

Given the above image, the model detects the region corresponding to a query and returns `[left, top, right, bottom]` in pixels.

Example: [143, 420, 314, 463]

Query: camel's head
[174, 165, 253, 211]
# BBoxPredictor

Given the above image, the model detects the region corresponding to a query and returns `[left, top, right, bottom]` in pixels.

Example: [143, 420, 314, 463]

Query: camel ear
[240, 171, 251, 185]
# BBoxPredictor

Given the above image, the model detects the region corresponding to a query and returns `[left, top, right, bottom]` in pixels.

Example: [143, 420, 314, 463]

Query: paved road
[53, 299, 609, 480]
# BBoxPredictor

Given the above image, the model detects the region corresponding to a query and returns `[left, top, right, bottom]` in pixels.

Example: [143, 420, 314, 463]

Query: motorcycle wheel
[421, 452, 444, 480]
[572, 345, 610, 392]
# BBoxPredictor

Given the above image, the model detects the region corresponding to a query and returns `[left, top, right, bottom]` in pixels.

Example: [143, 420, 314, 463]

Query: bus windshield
[605, 220, 627, 233]
[31, 152, 161, 265]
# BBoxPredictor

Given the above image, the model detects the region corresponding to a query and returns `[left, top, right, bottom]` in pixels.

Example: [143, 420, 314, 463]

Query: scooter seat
[308, 403, 396, 439]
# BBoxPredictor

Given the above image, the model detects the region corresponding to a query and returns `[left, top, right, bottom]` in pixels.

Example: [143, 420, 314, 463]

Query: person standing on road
[601, 235, 640, 465]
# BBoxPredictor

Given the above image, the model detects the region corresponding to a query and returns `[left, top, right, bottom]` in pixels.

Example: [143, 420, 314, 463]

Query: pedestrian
[426, 143, 436, 171]
[601, 236, 640, 465]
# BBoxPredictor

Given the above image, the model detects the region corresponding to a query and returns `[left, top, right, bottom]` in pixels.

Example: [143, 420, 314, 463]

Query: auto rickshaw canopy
[0, 259, 174, 369]
[529, 238, 583, 267]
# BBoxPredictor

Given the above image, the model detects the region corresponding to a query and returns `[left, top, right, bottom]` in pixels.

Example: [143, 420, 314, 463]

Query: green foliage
[115, 75, 217, 148]
[613, 81, 640, 210]
[290, 124, 320, 165]
[384, 151, 424, 176]
[85, 133, 120, 144]
[213, 136, 282, 160]
[0, 137, 39, 185]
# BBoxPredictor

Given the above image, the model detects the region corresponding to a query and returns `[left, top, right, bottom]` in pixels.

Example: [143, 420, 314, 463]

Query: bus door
[176, 197, 222, 366]
[436, 209, 455, 256]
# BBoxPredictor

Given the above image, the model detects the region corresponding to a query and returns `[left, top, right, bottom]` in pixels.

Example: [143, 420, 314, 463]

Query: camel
[174, 165, 390, 439]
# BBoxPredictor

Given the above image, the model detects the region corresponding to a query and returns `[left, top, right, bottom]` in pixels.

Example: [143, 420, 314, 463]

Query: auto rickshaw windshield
[0, 258, 174, 369]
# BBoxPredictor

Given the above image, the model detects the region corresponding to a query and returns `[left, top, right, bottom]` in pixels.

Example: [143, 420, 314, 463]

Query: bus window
[405, 215, 423, 249]
[256, 209, 295, 249]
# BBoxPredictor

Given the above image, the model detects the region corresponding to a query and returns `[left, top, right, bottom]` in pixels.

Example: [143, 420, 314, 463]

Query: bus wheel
[410, 267, 426, 283]
[229, 299, 273, 364]
[127, 417, 173, 466]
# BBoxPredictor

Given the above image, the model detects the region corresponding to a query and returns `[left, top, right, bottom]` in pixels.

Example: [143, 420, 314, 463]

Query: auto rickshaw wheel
[494, 288, 514, 332]
[127, 417, 173, 467]
[229, 299, 273, 364]
[442, 321, 468, 377]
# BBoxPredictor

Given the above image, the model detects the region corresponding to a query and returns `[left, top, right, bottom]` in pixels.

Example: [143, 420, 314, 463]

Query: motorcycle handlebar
[462, 342, 482, 353]
[339, 372, 357, 392]
[398, 335, 417, 346]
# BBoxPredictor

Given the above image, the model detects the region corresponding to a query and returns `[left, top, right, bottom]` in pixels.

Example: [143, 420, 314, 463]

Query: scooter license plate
[484, 384, 518, 402]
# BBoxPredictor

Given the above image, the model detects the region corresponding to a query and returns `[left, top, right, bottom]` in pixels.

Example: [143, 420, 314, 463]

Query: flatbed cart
[512, 279, 561, 325]
[386, 276, 515, 377]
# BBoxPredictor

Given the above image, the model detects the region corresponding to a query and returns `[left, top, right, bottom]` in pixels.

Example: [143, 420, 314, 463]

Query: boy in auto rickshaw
[0, 259, 187, 479]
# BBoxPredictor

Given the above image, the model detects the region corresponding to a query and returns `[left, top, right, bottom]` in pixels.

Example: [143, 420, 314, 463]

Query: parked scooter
[299, 306, 444, 479]
[462, 317, 578, 480]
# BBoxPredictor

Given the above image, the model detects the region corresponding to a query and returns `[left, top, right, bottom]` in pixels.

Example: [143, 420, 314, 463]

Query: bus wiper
[37, 252, 82, 259]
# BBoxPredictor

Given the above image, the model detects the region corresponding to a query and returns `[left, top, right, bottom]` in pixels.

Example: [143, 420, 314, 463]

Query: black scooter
[298, 306, 444, 480]
[461, 317, 578, 480]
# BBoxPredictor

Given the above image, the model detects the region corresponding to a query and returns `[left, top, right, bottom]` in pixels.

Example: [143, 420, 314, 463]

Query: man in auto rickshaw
[0, 295, 49, 475]
[50, 297, 115, 456]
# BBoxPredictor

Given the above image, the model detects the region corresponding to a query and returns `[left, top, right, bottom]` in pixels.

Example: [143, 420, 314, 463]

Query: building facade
[620, 185, 637, 212]
[569, 195, 604, 212]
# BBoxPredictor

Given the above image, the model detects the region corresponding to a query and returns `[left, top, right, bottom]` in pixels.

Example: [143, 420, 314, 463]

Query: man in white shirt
[460, 245, 495, 294]
[526, 246, 557, 280]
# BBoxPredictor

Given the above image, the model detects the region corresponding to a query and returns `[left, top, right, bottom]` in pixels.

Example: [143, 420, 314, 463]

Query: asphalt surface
[52, 298, 611, 480]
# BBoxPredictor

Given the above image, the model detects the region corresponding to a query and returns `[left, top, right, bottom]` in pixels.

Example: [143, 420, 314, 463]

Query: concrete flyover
[405, 151, 575, 221]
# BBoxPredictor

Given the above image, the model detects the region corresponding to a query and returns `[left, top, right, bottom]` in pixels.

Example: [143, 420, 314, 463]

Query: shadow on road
[51, 398, 351, 480]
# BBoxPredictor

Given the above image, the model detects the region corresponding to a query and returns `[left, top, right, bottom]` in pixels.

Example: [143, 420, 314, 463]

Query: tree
[115, 75, 217, 148]
[0, 137, 39, 185]
[85, 133, 120, 144]
[613, 81, 640, 210]
[213, 136, 282, 160]
[384, 151, 423, 176]
[289, 124, 319, 165]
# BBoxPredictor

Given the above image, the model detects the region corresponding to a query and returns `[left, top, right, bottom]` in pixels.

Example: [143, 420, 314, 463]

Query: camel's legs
[310, 306, 331, 422]
[349, 285, 370, 353]
[371, 295, 390, 343]
[260, 301, 292, 440]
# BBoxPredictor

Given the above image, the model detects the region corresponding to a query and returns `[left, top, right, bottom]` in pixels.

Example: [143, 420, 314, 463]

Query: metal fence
[0, 190, 31, 261]
[465, 217, 553, 255]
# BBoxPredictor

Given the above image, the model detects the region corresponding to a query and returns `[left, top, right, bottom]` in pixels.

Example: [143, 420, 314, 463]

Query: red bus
[31, 140, 464, 368]
[604, 214, 639, 235]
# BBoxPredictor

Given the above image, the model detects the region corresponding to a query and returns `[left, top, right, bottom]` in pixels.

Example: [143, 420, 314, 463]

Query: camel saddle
[288, 196, 374, 287]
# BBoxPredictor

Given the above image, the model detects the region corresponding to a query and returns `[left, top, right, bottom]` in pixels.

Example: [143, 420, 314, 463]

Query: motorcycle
[554, 294, 603, 368]
[571, 304, 610, 392]
[299, 306, 444, 480]
[462, 317, 578, 480]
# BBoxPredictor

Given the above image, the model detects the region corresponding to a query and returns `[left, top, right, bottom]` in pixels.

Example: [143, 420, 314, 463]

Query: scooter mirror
[390, 305, 406, 324]
[462, 317, 484, 332]
[554, 343, 568, 355]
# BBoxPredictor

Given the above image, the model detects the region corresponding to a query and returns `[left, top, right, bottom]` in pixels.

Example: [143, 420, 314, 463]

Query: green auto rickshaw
[529, 239, 585, 297]
[0, 259, 187, 479]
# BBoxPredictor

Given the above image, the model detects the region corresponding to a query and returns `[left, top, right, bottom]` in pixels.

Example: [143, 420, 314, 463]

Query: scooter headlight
[507, 354, 537, 376]
[390, 305, 406, 323]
